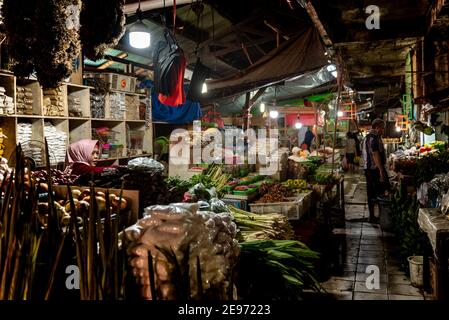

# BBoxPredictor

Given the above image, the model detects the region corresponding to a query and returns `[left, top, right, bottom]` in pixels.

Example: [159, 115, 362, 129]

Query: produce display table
[418, 208, 449, 299]
[222, 193, 259, 211]
[248, 191, 313, 221]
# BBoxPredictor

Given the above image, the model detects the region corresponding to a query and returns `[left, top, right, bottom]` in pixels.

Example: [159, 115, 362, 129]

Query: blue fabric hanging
[140, 79, 202, 124]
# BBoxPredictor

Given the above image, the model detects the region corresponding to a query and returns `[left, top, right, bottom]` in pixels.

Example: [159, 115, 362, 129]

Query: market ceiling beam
[123, 0, 192, 14]
[97, 52, 129, 70]
[103, 54, 154, 70]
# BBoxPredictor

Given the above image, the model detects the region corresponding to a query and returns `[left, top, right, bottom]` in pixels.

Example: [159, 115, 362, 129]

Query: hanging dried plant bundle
[2, 0, 38, 78]
[33, 0, 81, 88]
[80, 0, 126, 61]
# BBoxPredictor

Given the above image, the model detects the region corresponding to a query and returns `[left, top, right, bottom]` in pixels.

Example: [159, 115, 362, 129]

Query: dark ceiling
[117, 1, 442, 113]
[312, 0, 431, 110]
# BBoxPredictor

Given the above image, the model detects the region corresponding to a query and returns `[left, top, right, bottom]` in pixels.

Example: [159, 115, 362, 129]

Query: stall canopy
[207, 27, 329, 99]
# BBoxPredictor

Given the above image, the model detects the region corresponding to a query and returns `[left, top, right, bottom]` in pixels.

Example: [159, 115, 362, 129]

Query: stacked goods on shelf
[43, 87, 64, 116]
[109, 92, 125, 119]
[16, 86, 33, 115]
[17, 123, 42, 165]
[44, 122, 67, 164]
[90, 93, 105, 118]
[0, 129, 7, 158]
[0, 87, 14, 115]
[125, 95, 141, 120]
[68, 95, 83, 117]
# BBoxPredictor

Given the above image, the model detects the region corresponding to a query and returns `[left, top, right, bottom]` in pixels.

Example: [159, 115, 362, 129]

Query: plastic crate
[232, 188, 257, 196]
[249, 192, 312, 220]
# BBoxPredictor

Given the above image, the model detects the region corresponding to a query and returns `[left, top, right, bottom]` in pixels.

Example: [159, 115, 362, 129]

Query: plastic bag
[441, 190, 449, 215]
[417, 182, 429, 207]
[209, 198, 230, 213]
[128, 157, 165, 172]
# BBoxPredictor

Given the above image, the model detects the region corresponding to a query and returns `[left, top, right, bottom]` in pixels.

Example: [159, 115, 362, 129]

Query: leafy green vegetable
[236, 240, 322, 300]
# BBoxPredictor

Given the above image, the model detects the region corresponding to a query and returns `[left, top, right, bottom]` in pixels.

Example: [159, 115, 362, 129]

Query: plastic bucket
[408, 256, 424, 287]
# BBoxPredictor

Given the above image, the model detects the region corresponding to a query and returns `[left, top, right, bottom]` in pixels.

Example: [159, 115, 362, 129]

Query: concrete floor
[320, 171, 429, 300]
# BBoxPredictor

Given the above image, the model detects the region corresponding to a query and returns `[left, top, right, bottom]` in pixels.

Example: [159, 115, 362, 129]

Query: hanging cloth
[158, 54, 186, 106]
[153, 28, 186, 106]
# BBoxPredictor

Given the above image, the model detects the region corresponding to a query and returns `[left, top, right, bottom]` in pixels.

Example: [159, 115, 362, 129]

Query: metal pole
[331, 61, 343, 175]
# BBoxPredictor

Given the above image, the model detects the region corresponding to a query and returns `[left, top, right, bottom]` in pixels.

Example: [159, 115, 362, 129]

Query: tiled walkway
[320, 171, 428, 300]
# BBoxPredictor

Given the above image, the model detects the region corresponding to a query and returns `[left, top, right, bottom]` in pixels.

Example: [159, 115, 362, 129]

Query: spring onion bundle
[237, 240, 322, 300]
[229, 206, 295, 241]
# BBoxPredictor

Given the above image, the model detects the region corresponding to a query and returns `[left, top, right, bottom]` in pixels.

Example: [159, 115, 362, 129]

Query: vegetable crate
[249, 192, 312, 220]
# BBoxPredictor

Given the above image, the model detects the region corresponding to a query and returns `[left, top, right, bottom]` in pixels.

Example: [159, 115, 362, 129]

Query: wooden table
[418, 208, 449, 299]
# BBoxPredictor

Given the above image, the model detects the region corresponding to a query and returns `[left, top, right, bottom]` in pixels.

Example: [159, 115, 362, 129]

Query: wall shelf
[0, 74, 153, 166]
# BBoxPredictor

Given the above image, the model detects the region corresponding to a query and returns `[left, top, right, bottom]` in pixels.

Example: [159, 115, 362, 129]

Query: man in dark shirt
[362, 119, 389, 222]
[302, 126, 315, 151]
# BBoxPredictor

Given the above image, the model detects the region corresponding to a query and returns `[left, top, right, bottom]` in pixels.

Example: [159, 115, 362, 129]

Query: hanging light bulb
[269, 110, 279, 119]
[396, 126, 401, 132]
[201, 82, 208, 94]
[129, 1, 151, 49]
[295, 122, 303, 129]
[260, 103, 266, 113]
[337, 111, 344, 117]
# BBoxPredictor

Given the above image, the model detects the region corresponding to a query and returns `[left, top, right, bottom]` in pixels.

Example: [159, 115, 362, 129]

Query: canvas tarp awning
[207, 26, 328, 98]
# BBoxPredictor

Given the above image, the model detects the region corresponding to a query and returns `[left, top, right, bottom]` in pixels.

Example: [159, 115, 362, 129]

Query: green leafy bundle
[229, 206, 295, 241]
[236, 240, 322, 300]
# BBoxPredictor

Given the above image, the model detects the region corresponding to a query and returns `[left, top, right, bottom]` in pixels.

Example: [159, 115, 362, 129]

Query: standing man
[301, 126, 315, 151]
[362, 119, 389, 222]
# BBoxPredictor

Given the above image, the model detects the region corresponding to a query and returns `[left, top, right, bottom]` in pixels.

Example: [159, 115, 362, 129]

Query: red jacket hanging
[158, 54, 186, 107]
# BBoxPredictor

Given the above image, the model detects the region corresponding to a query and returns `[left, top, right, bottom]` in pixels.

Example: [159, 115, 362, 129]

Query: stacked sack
[44, 122, 67, 164]
[109, 93, 125, 119]
[125, 202, 240, 300]
[125, 95, 141, 120]
[68, 95, 83, 117]
[16, 86, 34, 115]
[0, 87, 15, 115]
[43, 87, 65, 116]
[90, 93, 105, 118]
[17, 123, 42, 165]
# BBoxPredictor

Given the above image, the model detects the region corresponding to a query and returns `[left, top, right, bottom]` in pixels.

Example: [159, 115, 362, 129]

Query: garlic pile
[125, 202, 240, 300]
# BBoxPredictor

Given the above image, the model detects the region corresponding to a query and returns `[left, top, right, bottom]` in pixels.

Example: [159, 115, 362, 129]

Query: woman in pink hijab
[64, 139, 104, 176]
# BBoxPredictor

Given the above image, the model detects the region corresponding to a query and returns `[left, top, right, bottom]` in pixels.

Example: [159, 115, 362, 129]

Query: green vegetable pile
[414, 150, 449, 186]
[165, 176, 191, 203]
[229, 206, 295, 241]
[390, 191, 424, 270]
[236, 240, 322, 300]
[189, 165, 231, 196]
[314, 173, 339, 185]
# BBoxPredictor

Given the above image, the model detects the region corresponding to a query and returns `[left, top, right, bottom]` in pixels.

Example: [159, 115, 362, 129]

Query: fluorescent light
[201, 82, 208, 94]
[331, 71, 338, 78]
[295, 122, 303, 129]
[129, 21, 151, 49]
[269, 110, 279, 119]
[260, 103, 266, 113]
[337, 111, 344, 117]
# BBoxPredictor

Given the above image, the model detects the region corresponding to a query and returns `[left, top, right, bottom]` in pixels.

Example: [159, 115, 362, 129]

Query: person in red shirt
[64, 139, 106, 176]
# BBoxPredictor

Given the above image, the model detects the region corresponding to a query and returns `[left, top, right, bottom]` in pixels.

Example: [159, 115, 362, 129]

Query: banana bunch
[283, 179, 308, 194]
